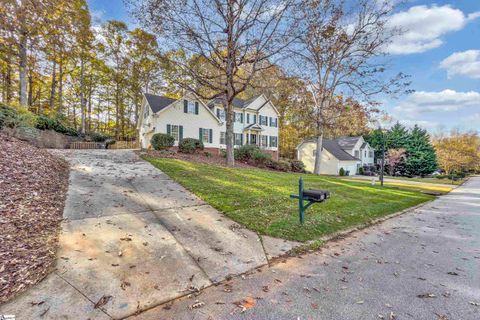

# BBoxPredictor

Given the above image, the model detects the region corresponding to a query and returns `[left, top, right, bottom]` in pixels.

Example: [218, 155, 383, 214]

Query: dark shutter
[247, 114, 250, 124]
[184, 100, 188, 113]
[195, 101, 199, 114]
[269, 117, 272, 126]
[269, 136, 272, 147]
[240, 134, 243, 145]
[199, 128, 203, 141]
[167, 124, 171, 135]
[216, 109, 220, 118]
[241, 113, 244, 123]
[209, 129, 213, 143]
[254, 114, 257, 124]
[179, 126, 183, 141]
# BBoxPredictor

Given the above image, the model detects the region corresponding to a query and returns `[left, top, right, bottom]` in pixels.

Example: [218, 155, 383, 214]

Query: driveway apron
[0, 150, 297, 319]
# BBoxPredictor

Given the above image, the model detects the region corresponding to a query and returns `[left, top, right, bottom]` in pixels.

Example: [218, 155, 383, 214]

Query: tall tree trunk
[49, 57, 57, 110]
[18, 35, 28, 106]
[80, 55, 86, 134]
[115, 81, 120, 139]
[6, 61, 12, 103]
[57, 57, 64, 114]
[28, 69, 33, 110]
[313, 134, 323, 175]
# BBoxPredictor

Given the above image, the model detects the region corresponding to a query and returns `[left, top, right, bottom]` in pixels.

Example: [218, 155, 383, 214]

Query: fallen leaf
[94, 295, 112, 309]
[417, 293, 436, 298]
[189, 300, 204, 309]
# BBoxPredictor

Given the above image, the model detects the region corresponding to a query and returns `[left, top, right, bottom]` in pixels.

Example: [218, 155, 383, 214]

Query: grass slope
[145, 157, 434, 242]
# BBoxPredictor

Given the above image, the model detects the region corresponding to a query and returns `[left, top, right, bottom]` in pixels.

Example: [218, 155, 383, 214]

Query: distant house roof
[297, 137, 360, 161]
[323, 140, 359, 161]
[334, 136, 361, 150]
[144, 93, 176, 113]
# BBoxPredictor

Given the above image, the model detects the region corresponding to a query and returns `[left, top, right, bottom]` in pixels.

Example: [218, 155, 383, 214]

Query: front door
[250, 134, 257, 145]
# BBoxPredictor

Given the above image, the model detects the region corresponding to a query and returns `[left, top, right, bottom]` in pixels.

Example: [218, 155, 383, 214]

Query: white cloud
[440, 50, 480, 79]
[398, 119, 439, 129]
[385, 5, 480, 55]
[393, 89, 480, 118]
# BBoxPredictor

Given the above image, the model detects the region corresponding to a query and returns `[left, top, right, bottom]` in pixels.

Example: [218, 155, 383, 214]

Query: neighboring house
[296, 136, 375, 175]
[137, 92, 280, 159]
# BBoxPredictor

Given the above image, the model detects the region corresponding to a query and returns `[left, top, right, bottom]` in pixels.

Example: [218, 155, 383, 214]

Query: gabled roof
[323, 140, 359, 161]
[297, 137, 359, 161]
[244, 123, 263, 130]
[334, 136, 362, 150]
[144, 93, 176, 113]
[210, 95, 262, 109]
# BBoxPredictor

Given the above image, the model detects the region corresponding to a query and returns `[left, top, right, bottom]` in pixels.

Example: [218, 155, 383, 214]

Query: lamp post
[372, 119, 385, 187]
[380, 127, 385, 187]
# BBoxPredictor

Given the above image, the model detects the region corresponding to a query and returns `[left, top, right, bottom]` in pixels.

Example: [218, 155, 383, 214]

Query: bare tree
[292, 0, 411, 174]
[126, 0, 297, 166]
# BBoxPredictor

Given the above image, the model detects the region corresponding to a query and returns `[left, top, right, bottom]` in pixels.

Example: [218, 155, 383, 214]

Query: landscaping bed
[0, 134, 69, 303]
[138, 149, 256, 169]
[144, 157, 434, 242]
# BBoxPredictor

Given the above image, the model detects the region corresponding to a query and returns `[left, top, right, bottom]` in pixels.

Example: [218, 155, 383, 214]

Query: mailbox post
[290, 177, 330, 224]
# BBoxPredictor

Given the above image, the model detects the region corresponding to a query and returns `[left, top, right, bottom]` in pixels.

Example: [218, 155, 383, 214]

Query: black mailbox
[303, 189, 330, 202]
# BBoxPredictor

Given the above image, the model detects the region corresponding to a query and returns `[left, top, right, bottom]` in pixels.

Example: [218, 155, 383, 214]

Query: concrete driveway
[135, 177, 480, 320]
[0, 150, 298, 319]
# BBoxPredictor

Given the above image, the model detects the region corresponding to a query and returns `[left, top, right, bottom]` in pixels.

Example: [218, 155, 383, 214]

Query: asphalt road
[134, 177, 480, 320]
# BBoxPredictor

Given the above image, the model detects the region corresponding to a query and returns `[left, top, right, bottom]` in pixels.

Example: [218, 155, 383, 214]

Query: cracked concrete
[0, 150, 299, 319]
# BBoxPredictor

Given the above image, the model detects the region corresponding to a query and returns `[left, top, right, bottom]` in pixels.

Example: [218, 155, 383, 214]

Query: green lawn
[384, 175, 464, 185]
[145, 157, 434, 242]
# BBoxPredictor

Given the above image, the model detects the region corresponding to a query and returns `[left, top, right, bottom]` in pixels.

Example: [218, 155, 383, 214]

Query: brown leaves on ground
[233, 296, 256, 312]
[0, 134, 69, 303]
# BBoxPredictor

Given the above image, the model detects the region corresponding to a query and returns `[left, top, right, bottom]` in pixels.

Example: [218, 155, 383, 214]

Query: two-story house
[138, 92, 280, 159]
[296, 136, 375, 175]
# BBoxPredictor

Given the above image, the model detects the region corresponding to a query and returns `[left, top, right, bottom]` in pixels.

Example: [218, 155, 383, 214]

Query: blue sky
[88, 0, 480, 133]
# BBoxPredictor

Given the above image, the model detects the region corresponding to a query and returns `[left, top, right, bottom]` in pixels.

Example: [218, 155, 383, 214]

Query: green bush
[0, 104, 36, 130]
[252, 150, 272, 164]
[339, 167, 345, 176]
[151, 133, 175, 150]
[358, 166, 365, 175]
[272, 159, 291, 172]
[289, 159, 305, 173]
[89, 132, 110, 142]
[236, 144, 261, 161]
[35, 114, 78, 136]
[179, 138, 204, 153]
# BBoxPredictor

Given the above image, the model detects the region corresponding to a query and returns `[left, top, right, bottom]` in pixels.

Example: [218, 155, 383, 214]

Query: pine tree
[404, 125, 437, 176]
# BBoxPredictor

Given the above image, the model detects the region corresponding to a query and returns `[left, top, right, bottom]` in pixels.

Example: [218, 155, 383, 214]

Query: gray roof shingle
[334, 136, 361, 150]
[300, 137, 360, 161]
[144, 93, 176, 113]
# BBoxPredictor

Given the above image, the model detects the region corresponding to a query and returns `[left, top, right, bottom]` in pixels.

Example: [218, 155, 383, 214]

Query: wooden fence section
[69, 141, 101, 149]
[109, 140, 140, 149]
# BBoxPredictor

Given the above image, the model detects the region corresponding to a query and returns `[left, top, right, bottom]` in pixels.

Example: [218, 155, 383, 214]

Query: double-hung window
[234, 112, 243, 123]
[217, 108, 226, 120]
[234, 133, 243, 146]
[261, 135, 268, 147]
[259, 115, 268, 126]
[199, 128, 213, 143]
[269, 117, 278, 127]
[167, 124, 182, 141]
[188, 101, 196, 113]
[269, 136, 278, 148]
[220, 132, 226, 144]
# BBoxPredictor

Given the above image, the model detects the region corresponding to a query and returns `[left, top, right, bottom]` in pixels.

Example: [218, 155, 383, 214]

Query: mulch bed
[0, 133, 70, 303]
[138, 149, 257, 168]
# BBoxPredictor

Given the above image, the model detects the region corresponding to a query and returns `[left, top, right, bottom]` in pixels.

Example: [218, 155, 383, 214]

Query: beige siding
[297, 142, 340, 175]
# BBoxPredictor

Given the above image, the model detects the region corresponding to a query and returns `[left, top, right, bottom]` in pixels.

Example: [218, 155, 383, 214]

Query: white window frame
[218, 109, 226, 120]
[235, 112, 242, 123]
[261, 135, 268, 147]
[270, 136, 278, 148]
[234, 133, 242, 146]
[187, 101, 196, 114]
[171, 125, 179, 141]
[202, 129, 210, 143]
[220, 131, 226, 144]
